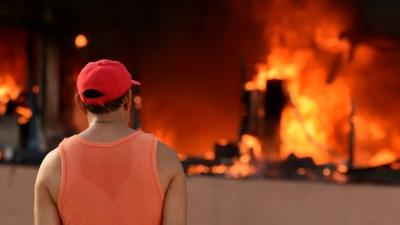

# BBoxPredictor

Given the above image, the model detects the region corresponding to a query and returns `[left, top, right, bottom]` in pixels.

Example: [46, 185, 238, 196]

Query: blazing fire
[187, 134, 263, 178]
[242, 0, 399, 168]
[224, 134, 263, 178]
[242, 0, 355, 168]
[0, 74, 22, 114]
[184, 0, 400, 178]
[0, 74, 32, 124]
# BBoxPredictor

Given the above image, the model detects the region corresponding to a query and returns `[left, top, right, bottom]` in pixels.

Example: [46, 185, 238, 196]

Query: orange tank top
[57, 131, 164, 225]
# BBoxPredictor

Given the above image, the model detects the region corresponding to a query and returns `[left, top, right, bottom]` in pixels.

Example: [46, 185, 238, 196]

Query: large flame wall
[245, 0, 400, 167]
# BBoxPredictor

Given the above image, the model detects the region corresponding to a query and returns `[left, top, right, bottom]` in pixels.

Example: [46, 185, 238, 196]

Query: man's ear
[74, 93, 87, 115]
[123, 89, 132, 111]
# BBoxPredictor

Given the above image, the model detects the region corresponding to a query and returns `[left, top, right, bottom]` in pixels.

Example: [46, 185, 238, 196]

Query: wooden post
[262, 79, 288, 161]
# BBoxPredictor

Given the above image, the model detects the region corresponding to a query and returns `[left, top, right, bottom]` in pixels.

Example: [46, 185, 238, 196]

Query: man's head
[75, 59, 141, 117]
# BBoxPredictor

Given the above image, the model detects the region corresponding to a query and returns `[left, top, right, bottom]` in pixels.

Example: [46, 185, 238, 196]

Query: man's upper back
[35, 130, 185, 225]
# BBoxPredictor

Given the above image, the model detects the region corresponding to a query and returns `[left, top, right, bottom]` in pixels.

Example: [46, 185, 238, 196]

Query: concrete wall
[1, 165, 400, 225]
[0, 165, 36, 225]
[187, 177, 400, 225]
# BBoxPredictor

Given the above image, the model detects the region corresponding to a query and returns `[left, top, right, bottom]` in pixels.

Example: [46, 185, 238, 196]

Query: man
[34, 59, 187, 225]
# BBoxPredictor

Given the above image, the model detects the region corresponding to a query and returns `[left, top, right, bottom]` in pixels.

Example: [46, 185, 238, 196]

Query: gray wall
[1, 165, 400, 225]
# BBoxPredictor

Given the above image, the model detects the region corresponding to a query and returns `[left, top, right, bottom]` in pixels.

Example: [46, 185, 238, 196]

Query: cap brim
[131, 80, 142, 85]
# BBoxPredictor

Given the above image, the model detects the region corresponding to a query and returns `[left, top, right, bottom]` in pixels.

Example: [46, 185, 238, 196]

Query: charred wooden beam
[262, 79, 288, 161]
[239, 90, 263, 136]
[214, 142, 240, 164]
[348, 100, 356, 169]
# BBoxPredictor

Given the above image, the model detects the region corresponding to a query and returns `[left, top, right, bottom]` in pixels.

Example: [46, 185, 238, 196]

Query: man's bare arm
[157, 142, 187, 225]
[34, 149, 62, 225]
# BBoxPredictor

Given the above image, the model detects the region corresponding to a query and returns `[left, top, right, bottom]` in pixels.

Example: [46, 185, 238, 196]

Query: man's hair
[82, 89, 129, 114]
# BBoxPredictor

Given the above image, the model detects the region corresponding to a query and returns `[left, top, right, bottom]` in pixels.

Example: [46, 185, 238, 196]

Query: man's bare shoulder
[37, 148, 60, 178]
[155, 140, 185, 192]
[156, 141, 182, 174]
[35, 148, 61, 202]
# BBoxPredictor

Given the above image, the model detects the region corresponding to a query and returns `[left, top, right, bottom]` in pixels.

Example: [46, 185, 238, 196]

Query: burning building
[0, 0, 399, 184]
[0, 1, 146, 164]
[183, 0, 400, 184]
[0, 1, 73, 163]
[0, 26, 48, 163]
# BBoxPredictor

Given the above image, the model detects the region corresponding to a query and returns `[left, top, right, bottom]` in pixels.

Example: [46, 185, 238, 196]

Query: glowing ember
[221, 134, 266, 178]
[185, 135, 263, 178]
[239, 134, 263, 161]
[323, 168, 332, 177]
[337, 164, 348, 173]
[211, 165, 227, 174]
[187, 165, 210, 175]
[226, 160, 256, 178]
[16, 106, 32, 124]
[297, 167, 306, 176]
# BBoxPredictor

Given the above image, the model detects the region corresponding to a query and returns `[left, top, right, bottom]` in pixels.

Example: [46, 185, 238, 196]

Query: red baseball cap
[77, 59, 141, 106]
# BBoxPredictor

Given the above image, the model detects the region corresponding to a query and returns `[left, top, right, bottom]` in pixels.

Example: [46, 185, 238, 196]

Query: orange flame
[368, 149, 397, 167]
[239, 134, 263, 161]
[187, 0, 400, 174]
[243, 0, 400, 168]
[244, 0, 390, 167]
[185, 135, 263, 178]
[221, 135, 263, 178]
[187, 165, 210, 175]
[0, 74, 22, 115]
[16, 106, 32, 124]
[0, 75, 32, 124]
